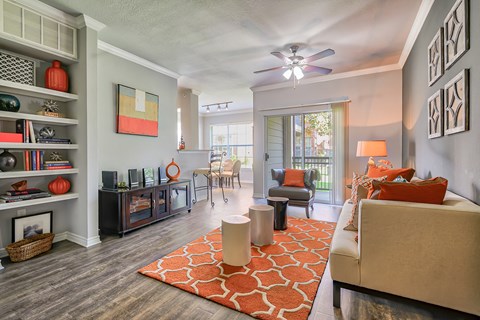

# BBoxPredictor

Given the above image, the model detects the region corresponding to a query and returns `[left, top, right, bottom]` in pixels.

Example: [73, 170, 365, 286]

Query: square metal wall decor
[427, 28, 443, 87]
[427, 90, 443, 139]
[444, 0, 469, 70]
[444, 69, 469, 135]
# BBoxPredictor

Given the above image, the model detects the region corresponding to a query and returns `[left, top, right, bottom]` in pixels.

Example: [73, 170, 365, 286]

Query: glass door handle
[264, 153, 270, 161]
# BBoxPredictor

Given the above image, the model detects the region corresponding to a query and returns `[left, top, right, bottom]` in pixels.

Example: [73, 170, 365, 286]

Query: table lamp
[356, 140, 387, 174]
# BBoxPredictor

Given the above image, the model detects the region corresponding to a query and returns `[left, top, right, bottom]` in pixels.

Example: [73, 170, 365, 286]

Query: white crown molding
[191, 89, 202, 96]
[76, 14, 106, 31]
[398, 0, 435, 67]
[98, 40, 180, 79]
[200, 109, 253, 117]
[251, 63, 400, 92]
[11, 0, 77, 27]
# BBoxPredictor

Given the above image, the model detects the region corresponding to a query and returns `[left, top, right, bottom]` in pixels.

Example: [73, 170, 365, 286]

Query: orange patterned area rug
[138, 217, 336, 320]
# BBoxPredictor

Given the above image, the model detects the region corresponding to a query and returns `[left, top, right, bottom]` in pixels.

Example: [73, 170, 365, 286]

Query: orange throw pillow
[283, 168, 305, 187]
[367, 166, 415, 182]
[378, 177, 448, 204]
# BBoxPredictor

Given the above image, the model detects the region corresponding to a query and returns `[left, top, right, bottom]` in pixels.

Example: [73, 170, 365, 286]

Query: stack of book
[0, 188, 51, 203]
[37, 138, 71, 144]
[44, 160, 73, 170]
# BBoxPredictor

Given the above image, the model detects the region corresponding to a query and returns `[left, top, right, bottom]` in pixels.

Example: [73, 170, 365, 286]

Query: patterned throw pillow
[393, 175, 408, 183]
[344, 173, 387, 231]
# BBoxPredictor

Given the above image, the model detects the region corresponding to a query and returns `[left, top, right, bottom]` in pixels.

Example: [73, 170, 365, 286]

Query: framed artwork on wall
[117, 84, 159, 137]
[427, 28, 443, 86]
[427, 90, 443, 139]
[12, 211, 52, 242]
[444, 0, 469, 70]
[444, 69, 469, 135]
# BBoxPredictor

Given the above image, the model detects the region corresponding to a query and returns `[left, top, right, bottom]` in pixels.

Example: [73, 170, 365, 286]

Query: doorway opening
[265, 106, 344, 205]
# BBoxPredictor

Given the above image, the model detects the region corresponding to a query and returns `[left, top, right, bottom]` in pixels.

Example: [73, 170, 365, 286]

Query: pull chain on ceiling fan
[254, 45, 335, 87]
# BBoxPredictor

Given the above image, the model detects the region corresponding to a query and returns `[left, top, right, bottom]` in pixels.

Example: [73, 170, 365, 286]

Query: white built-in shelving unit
[0, 193, 79, 211]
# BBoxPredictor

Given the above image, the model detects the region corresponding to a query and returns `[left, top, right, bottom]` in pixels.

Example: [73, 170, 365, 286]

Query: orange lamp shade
[356, 140, 388, 157]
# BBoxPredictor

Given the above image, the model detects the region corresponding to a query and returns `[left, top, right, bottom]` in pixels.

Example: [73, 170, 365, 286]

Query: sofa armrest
[358, 199, 480, 315]
[304, 169, 318, 194]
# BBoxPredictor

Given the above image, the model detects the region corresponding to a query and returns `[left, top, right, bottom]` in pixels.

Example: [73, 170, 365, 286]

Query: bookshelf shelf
[0, 79, 78, 102]
[0, 111, 78, 126]
[0, 142, 78, 150]
[0, 193, 79, 211]
[0, 169, 79, 179]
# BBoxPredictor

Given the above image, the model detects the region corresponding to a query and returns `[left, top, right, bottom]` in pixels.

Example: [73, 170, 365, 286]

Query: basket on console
[6, 233, 54, 262]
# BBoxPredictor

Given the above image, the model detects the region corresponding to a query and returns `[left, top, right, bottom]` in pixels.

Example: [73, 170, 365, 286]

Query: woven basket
[6, 233, 54, 262]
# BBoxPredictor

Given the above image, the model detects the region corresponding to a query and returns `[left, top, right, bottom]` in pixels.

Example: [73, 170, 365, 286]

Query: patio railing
[292, 156, 333, 191]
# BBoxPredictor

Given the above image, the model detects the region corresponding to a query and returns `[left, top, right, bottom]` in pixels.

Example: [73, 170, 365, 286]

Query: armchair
[268, 168, 318, 218]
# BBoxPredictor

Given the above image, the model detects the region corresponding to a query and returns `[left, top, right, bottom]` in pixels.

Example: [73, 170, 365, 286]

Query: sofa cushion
[268, 186, 312, 200]
[283, 168, 305, 187]
[373, 177, 448, 205]
[329, 200, 360, 285]
[367, 166, 415, 181]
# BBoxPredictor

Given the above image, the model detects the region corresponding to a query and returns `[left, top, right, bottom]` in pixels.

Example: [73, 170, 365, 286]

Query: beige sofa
[329, 190, 480, 316]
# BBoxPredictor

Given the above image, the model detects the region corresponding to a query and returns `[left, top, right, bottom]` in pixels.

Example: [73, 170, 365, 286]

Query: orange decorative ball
[48, 176, 71, 195]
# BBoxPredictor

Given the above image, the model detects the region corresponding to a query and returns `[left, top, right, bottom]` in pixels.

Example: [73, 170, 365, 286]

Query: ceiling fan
[254, 45, 335, 83]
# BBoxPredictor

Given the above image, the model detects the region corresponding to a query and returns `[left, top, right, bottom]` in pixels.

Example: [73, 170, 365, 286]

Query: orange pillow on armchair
[367, 166, 415, 182]
[283, 168, 305, 187]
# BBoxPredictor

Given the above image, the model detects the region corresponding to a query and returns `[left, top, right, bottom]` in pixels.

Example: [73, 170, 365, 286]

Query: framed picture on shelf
[116, 84, 159, 137]
[12, 211, 52, 242]
[143, 168, 155, 186]
[128, 169, 139, 189]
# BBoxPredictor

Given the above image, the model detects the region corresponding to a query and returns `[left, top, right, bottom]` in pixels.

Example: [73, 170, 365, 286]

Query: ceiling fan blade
[303, 48, 335, 63]
[271, 51, 291, 64]
[253, 66, 286, 74]
[303, 65, 332, 75]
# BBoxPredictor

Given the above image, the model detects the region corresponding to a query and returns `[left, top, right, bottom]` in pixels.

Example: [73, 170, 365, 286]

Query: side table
[267, 197, 289, 230]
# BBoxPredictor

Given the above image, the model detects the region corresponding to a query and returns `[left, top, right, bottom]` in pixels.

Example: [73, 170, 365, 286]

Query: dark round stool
[267, 196, 289, 230]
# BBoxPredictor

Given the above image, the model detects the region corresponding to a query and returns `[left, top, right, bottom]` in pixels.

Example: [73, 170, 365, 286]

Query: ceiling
[40, 0, 423, 113]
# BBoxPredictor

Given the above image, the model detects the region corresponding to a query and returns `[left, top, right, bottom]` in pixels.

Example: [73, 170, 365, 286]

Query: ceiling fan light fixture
[293, 66, 304, 80]
[283, 68, 293, 80]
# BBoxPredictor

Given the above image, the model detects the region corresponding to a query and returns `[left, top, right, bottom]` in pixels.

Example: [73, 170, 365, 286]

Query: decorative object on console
[427, 89, 444, 139]
[178, 136, 185, 149]
[38, 127, 56, 139]
[0, 149, 17, 171]
[102, 171, 118, 190]
[142, 168, 154, 186]
[356, 140, 387, 174]
[444, 0, 469, 70]
[48, 176, 71, 195]
[0, 94, 21, 112]
[45, 60, 69, 92]
[12, 211, 52, 242]
[37, 100, 64, 118]
[166, 158, 180, 181]
[117, 84, 159, 137]
[128, 169, 139, 188]
[0, 50, 36, 86]
[11, 180, 27, 191]
[444, 69, 469, 135]
[427, 28, 443, 86]
[158, 166, 167, 183]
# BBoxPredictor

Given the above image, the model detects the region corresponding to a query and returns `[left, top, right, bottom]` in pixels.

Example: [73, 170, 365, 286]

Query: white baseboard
[0, 232, 101, 258]
[253, 193, 265, 199]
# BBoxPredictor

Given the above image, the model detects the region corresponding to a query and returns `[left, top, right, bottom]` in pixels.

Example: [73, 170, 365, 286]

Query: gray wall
[403, 0, 480, 203]
[97, 50, 178, 184]
[253, 70, 403, 198]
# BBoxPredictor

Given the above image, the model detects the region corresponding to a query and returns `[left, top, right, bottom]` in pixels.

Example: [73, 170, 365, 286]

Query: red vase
[48, 176, 71, 195]
[45, 60, 69, 92]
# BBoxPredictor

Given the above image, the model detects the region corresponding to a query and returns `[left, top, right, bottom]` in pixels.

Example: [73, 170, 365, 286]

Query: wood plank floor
[0, 184, 475, 320]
